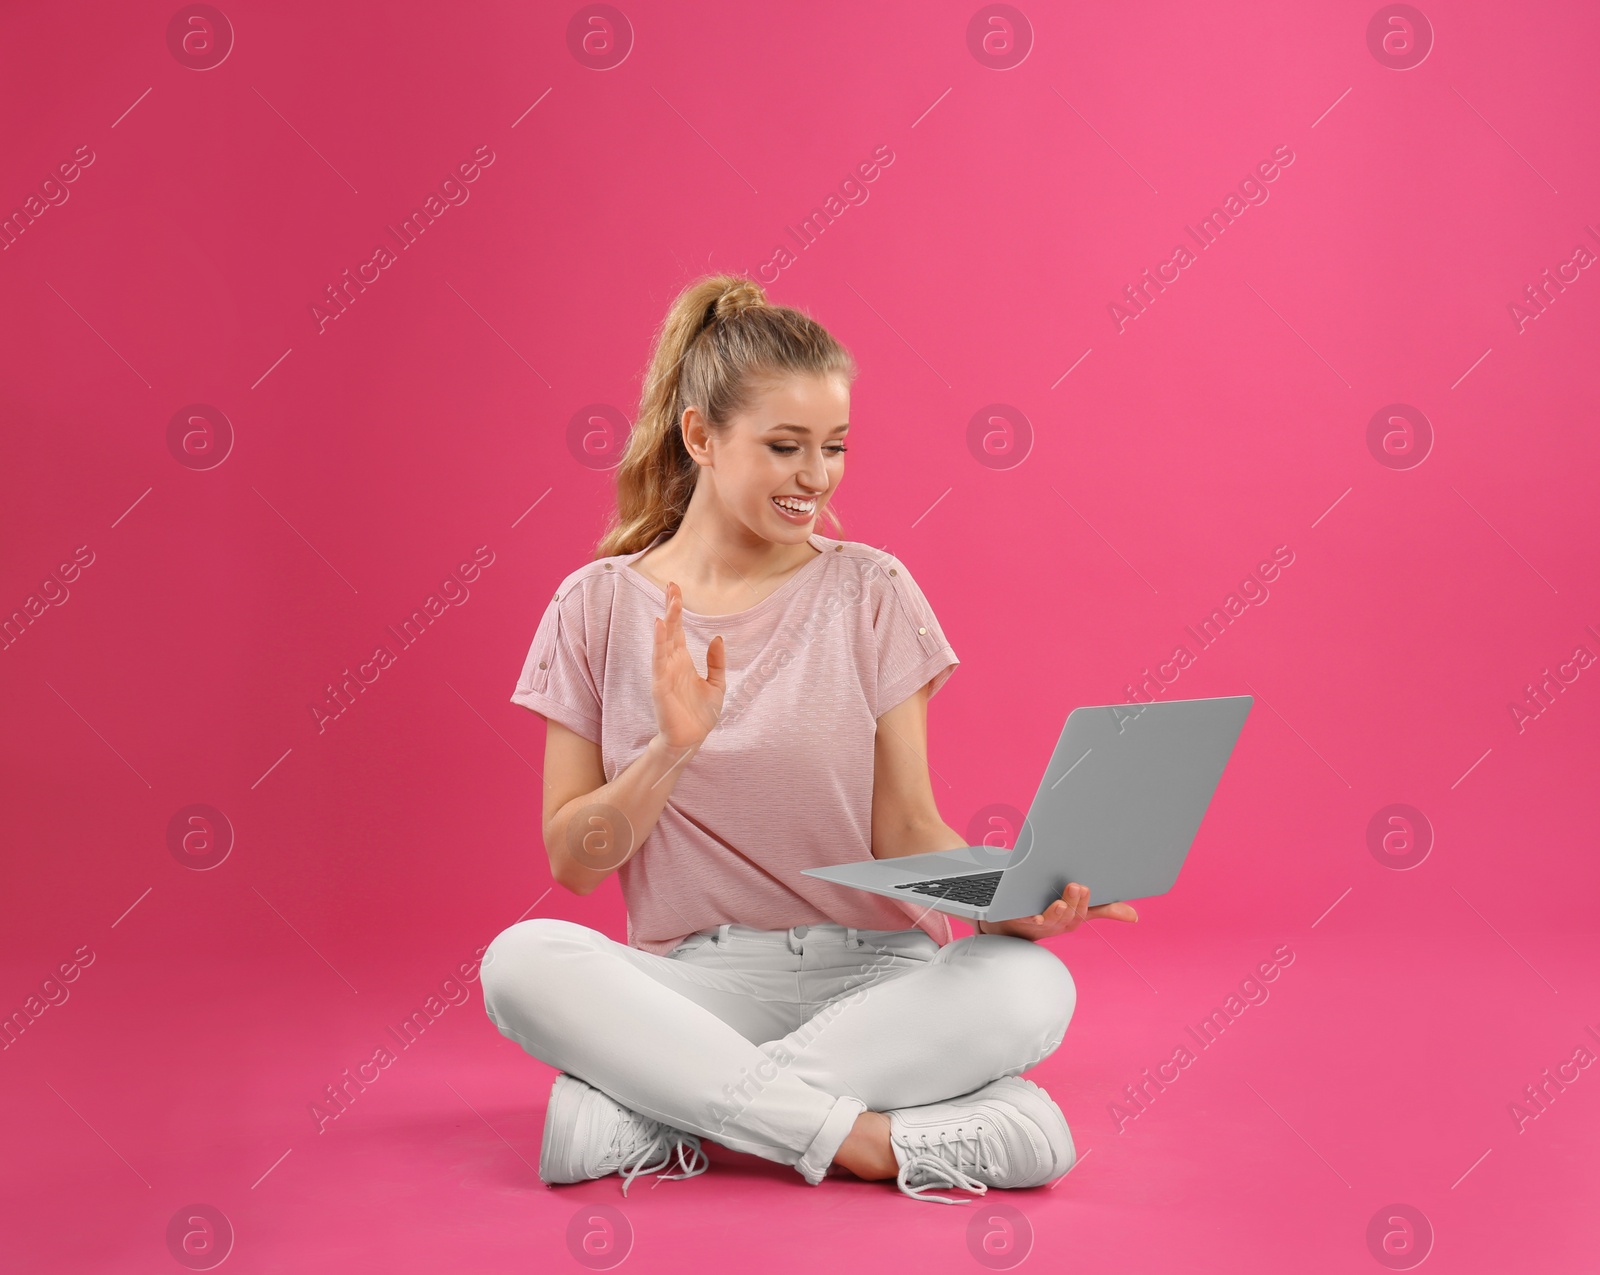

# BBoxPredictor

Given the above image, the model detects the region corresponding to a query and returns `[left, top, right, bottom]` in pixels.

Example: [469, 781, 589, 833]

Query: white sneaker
[539, 1073, 709, 1196]
[887, 1076, 1076, 1204]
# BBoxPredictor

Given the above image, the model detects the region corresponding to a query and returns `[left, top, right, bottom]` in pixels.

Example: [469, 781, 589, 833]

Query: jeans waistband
[682, 922, 933, 956]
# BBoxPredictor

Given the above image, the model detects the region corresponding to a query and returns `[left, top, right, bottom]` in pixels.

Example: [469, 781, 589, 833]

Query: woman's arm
[870, 682, 969, 862]
[542, 718, 701, 895]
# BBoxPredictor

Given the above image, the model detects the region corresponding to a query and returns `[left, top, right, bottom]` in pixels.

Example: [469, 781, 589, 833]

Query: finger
[704, 633, 727, 689]
[658, 612, 677, 669]
[665, 589, 685, 650]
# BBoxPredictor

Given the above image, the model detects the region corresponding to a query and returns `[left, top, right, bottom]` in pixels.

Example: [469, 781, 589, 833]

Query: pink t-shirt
[511, 529, 961, 955]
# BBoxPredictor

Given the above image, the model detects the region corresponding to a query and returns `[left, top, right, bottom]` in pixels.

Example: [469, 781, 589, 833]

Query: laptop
[801, 694, 1252, 923]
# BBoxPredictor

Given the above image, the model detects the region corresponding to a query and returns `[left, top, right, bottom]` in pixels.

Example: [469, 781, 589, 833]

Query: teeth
[773, 497, 815, 513]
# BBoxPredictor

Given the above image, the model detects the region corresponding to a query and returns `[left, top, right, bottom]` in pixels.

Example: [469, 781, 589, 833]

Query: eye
[767, 443, 848, 455]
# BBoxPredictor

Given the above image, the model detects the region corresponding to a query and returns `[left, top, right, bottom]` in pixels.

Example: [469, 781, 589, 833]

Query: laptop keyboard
[893, 871, 1003, 906]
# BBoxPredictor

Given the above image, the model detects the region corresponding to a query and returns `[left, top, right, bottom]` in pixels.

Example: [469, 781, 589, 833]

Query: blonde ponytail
[595, 274, 856, 559]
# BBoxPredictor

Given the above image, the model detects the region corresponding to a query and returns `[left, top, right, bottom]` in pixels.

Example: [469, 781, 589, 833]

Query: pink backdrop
[3, 1, 1596, 1271]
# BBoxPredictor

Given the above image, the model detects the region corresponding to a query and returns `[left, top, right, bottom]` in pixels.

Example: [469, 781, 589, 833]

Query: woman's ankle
[831, 1110, 898, 1180]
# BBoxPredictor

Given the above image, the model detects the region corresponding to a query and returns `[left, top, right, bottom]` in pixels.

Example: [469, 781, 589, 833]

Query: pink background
[2, 0, 1596, 1271]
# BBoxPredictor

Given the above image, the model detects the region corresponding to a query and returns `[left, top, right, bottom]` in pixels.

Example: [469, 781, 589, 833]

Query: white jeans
[480, 917, 1077, 1185]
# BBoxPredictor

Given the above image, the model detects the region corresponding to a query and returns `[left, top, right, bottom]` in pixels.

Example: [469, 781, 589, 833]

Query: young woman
[481, 274, 1137, 1205]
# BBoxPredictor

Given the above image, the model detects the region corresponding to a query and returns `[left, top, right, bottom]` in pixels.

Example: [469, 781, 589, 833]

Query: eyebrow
[767, 423, 850, 435]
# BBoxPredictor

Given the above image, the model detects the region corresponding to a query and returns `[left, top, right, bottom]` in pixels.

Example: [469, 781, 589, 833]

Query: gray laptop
[801, 694, 1252, 922]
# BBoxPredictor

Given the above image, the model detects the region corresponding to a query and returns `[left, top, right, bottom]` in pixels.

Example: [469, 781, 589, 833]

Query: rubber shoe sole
[979, 1076, 1076, 1185]
[539, 1073, 607, 1185]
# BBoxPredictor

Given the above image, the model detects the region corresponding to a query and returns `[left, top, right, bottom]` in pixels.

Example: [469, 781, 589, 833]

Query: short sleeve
[511, 587, 602, 743]
[874, 557, 960, 717]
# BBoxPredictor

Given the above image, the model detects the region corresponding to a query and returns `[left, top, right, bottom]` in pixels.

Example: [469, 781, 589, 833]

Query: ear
[680, 405, 714, 465]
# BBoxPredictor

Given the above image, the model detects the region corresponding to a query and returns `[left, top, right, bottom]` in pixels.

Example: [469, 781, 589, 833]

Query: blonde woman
[481, 275, 1137, 1205]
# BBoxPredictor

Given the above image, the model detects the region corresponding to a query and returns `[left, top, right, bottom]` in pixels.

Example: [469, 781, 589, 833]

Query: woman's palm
[652, 582, 726, 749]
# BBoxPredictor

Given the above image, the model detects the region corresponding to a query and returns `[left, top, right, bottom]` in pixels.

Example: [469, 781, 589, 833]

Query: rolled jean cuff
[796, 1092, 867, 1185]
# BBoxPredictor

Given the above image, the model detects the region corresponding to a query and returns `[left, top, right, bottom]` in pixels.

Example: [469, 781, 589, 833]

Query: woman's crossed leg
[479, 917, 1076, 1188]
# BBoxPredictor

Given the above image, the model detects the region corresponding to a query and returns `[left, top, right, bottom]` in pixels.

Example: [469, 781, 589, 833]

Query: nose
[798, 450, 829, 493]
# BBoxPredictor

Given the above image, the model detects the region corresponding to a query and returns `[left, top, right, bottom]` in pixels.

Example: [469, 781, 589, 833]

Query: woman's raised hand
[650, 581, 727, 752]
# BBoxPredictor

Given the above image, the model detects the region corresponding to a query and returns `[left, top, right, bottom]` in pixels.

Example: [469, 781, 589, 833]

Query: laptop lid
[983, 694, 1252, 917]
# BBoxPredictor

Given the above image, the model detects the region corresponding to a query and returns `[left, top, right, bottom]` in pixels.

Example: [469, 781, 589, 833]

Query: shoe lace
[613, 1120, 710, 1198]
[894, 1119, 1004, 1205]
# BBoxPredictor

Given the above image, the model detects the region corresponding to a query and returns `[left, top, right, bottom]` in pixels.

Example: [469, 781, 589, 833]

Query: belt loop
[847, 926, 860, 949]
[716, 923, 732, 945]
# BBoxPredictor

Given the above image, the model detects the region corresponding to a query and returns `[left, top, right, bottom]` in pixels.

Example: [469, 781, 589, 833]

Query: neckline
[622, 531, 832, 622]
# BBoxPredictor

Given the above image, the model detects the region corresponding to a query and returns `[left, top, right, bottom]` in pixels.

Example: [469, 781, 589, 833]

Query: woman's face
[689, 373, 850, 544]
